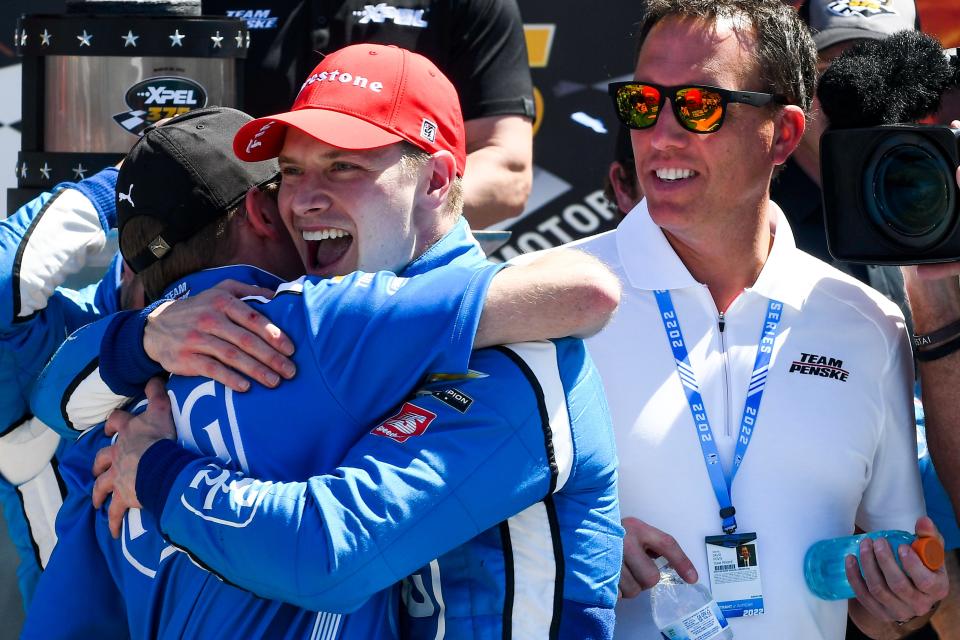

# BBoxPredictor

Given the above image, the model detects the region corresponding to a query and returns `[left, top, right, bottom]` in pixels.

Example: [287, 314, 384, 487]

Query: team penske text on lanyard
[654, 290, 784, 534]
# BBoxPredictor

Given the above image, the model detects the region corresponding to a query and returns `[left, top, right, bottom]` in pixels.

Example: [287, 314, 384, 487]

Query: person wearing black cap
[778, 8, 955, 636]
[775, 0, 921, 311]
[116, 112, 303, 294]
[26, 91, 622, 637]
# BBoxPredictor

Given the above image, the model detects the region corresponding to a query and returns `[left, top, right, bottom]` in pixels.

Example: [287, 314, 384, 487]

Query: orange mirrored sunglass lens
[617, 84, 661, 128]
[675, 87, 723, 132]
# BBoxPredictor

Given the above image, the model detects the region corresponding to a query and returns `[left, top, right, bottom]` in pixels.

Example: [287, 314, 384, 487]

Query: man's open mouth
[654, 167, 697, 182]
[303, 228, 353, 271]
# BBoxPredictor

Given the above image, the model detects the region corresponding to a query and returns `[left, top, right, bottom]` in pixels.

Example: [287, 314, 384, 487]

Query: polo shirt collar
[750, 202, 807, 309]
[616, 199, 699, 292]
[615, 199, 807, 309]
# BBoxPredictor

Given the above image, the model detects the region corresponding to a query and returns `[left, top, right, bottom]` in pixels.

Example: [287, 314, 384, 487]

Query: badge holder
[705, 532, 765, 617]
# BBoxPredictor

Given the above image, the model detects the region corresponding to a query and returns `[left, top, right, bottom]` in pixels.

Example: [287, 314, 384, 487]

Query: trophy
[10, 0, 249, 211]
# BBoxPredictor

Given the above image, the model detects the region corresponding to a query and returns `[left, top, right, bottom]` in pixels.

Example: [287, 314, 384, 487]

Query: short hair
[120, 180, 280, 301]
[634, 0, 817, 116]
[398, 142, 464, 220]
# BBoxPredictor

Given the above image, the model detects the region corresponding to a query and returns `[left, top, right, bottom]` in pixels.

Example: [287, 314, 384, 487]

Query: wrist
[913, 317, 960, 361]
[136, 439, 199, 518]
[898, 598, 941, 625]
[143, 300, 175, 363]
[883, 599, 940, 640]
[99, 304, 166, 396]
[905, 279, 960, 334]
[70, 166, 119, 230]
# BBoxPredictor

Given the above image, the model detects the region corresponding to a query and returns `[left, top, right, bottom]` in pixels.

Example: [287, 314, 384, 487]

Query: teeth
[655, 168, 695, 181]
[303, 229, 351, 241]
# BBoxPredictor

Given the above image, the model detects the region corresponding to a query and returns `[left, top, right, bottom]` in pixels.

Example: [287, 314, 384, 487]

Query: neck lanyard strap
[653, 290, 784, 533]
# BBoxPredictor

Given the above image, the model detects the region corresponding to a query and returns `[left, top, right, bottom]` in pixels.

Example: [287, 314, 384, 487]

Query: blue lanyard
[654, 290, 784, 534]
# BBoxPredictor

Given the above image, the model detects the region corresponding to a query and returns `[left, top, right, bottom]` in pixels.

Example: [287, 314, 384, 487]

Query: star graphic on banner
[40, 29, 51, 46]
[72, 163, 87, 180]
[169, 29, 185, 47]
[40, 163, 51, 180]
[210, 30, 223, 48]
[235, 30, 243, 47]
[19, 30, 27, 46]
[19, 162, 27, 179]
[77, 30, 92, 47]
[122, 30, 139, 47]
[245, 31, 251, 48]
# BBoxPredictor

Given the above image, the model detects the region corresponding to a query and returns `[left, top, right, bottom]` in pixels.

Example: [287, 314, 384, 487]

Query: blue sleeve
[91, 253, 124, 318]
[296, 262, 505, 419]
[148, 347, 554, 612]
[68, 167, 119, 230]
[21, 430, 129, 639]
[0, 478, 43, 607]
[0, 168, 121, 435]
[29, 316, 132, 438]
[97, 302, 165, 397]
[0, 167, 118, 330]
[0, 190, 54, 330]
[96, 261, 504, 399]
[21, 508, 129, 640]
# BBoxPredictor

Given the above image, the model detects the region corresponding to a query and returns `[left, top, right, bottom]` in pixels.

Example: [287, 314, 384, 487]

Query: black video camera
[821, 125, 960, 264]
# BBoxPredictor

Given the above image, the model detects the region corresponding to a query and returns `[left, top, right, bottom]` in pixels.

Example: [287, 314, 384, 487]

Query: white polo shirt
[571, 201, 924, 640]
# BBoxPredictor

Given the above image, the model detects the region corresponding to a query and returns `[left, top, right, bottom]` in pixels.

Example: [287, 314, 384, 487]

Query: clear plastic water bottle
[804, 530, 944, 600]
[651, 556, 733, 640]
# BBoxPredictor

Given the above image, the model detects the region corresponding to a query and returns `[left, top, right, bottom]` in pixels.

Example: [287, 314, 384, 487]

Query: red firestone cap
[234, 44, 466, 175]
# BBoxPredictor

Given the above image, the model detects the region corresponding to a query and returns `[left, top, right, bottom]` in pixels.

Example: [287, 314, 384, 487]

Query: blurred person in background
[603, 125, 642, 217]
[777, 0, 920, 320]
[791, 4, 960, 637]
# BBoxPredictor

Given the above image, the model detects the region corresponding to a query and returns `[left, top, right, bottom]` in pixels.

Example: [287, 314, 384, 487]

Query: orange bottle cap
[911, 536, 945, 571]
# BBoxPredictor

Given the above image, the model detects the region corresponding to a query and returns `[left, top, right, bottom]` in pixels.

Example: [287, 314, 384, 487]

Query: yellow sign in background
[522, 24, 556, 136]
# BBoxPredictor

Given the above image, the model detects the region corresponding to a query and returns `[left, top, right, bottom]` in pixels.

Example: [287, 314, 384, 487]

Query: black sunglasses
[608, 81, 788, 134]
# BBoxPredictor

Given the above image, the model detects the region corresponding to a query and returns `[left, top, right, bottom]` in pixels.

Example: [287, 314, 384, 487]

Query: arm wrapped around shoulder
[477, 248, 622, 347]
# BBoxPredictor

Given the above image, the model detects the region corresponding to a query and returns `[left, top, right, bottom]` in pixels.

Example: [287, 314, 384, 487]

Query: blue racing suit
[0, 168, 120, 608]
[30, 219, 623, 638]
[25, 242, 506, 638]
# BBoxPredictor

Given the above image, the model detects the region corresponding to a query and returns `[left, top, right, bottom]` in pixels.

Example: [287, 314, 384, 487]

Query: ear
[608, 161, 641, 214]
[243, 186, 283, 240]
[772, 105, 806, 166]
[422, 150, 457, 206]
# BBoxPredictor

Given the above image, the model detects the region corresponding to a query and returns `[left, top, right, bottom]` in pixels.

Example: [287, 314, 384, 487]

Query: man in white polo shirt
[571, 0, 948, 638]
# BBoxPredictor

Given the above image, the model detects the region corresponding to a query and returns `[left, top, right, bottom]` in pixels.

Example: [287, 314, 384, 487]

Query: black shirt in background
[771, 158, 913, 332]
[202, 0, 535, 120]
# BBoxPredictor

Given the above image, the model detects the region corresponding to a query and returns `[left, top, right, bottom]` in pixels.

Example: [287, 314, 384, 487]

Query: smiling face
[277, 130, 430, 277]
[631, 15, 783, 245]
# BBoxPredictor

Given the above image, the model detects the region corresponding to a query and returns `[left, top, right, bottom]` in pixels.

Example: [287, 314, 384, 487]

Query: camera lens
[873, 146, 951, 235]
[864, 134, 957, 249]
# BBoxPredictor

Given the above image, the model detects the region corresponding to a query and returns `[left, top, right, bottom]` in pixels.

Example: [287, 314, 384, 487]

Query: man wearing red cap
[36, 46, 624, 638]
[233, 43, 472, 278]
[202, 0, 535, 228]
